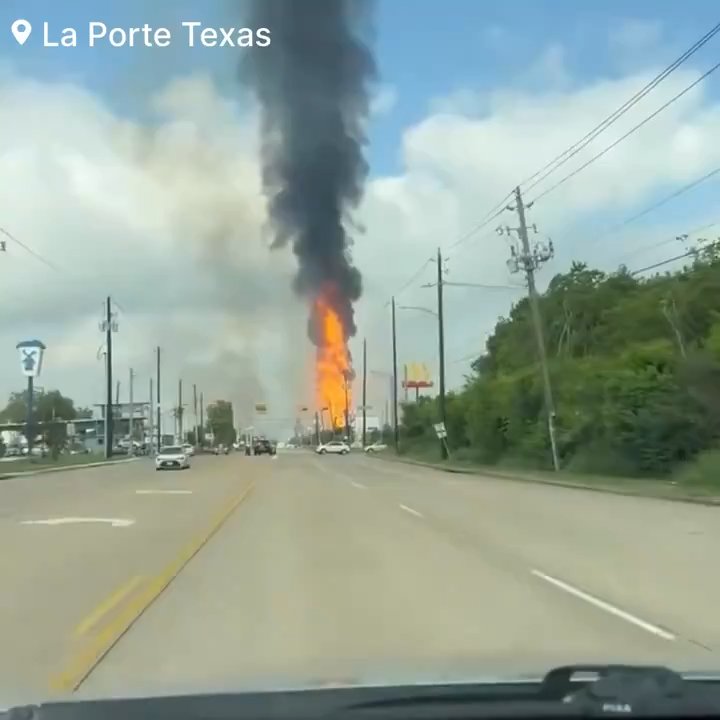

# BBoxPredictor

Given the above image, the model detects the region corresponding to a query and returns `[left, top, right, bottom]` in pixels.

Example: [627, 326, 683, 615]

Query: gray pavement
[81, 452, 719, 699]
[0, 454, 253, 703]
[4, 451, 720, 704]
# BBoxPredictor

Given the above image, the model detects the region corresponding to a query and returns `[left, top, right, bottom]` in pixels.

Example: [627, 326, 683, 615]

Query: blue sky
[2, 0, 719, 179]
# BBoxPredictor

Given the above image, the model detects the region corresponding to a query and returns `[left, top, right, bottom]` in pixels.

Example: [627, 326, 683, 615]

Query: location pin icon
[11, 19, 32, 46]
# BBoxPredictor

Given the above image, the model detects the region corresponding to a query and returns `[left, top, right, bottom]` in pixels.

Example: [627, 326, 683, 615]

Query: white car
[155, 445, 191, 471]
[182, 443, 195, 457]
[316, 440, 350, 455]
[364, 442, 388, 454]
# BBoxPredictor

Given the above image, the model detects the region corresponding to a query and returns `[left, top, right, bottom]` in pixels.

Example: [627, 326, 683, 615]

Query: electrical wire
[615, 219, 719, 263]
[520, 20, 720, 194]
[530, 59, 720, 204]
[629, 240, 719, 276]
[0, 226, 62, 272]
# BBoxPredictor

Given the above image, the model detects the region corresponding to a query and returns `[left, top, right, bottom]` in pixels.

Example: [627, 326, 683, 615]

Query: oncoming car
[155, 445, 191, 471]
[316, 440, 350, 455]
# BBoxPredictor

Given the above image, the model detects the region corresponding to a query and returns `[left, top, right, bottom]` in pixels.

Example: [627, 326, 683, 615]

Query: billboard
[402, 362, 433, 389]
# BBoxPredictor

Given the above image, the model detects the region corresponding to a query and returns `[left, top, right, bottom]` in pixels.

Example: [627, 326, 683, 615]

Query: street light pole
[391, 296, 399, 453]
[436, 248, 448, 460]
[156, 346, 161, 451]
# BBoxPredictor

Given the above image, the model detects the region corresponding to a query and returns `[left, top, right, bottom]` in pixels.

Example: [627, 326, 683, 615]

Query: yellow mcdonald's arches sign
[402, 363, 434, 389]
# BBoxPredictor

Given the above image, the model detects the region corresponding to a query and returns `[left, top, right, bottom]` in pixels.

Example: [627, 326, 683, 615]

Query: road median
[0, 456, 141, 481]
[369, 453, 720, 506]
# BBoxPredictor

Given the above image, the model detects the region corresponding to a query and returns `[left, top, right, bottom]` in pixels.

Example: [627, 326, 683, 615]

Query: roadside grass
[0, 453, 111, 477]
[383, 442, 720, 503]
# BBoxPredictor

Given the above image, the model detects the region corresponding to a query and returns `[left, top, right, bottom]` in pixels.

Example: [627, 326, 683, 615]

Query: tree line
[400, 242, 720, 478]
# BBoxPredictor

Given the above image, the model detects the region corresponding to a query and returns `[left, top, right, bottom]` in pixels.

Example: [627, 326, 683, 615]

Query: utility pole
[343, 373, 350, 441]
[199, 391, 204, 446]
[502, 186, 560, 471]
[177, 379, 184, 442]
[101, 297, 117, 460]
[436, 247, 448, 460]
[128, 368, 134, 452]
[314, 411, 320, 446]
[362, 338, 367, 448]
[156, 346, 161, 451]
[391, 296, 399, 452]
[193, 383, 198, 446]
[148, 378, 154, 451]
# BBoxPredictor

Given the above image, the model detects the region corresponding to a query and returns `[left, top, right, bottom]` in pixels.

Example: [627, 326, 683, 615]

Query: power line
[581, 165, 720, 252]
[615, 219, 719, 263]
[613, 166, 720, 233]
[530, 58, 720, 203]
[629, 239, 719, 276]
[0, 226, 61, 272]
[521, 20, 720, 195]
[447, 190, 516, 251]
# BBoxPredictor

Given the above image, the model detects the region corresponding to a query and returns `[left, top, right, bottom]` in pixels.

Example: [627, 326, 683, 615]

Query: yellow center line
[50, 481, 255, 693]
[74, 576, 145, 637]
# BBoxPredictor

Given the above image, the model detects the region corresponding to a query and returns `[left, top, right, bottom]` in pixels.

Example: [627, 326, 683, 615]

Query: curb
[0, 457, 141, 481]
[370, 455, 720, 507]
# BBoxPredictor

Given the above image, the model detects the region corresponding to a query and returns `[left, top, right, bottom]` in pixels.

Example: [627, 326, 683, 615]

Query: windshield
[2, 0, 720, 708]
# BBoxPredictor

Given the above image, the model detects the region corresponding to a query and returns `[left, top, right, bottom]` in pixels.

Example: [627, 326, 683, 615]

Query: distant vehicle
[253, 439, 276, 456]
[155, 445, 191, 471]
[316, 440, 350, 455]
[364, 442, 388, 454]
[182, 443, 195, 457]
[5, 446, 21, 457]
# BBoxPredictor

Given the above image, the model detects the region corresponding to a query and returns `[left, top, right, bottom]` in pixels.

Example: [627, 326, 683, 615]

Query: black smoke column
[244, 0, 376, 341]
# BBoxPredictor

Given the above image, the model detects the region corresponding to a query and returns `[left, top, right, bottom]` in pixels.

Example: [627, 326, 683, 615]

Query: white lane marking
[349, 480, 366, 489]
[531, 569, 676, 641]
[399, 504, 424, 518]
[21, 517, 135, 528]
[135, 489, 193, 495]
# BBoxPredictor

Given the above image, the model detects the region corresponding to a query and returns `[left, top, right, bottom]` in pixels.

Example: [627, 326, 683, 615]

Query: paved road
[3, 452, 720, 704]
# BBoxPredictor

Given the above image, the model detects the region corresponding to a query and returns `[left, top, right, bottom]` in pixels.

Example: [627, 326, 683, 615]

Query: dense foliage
[400, 243, 720, 477]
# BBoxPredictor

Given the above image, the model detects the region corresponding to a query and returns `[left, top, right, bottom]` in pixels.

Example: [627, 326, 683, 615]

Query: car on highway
[316, 440, 350, 455]
[253, 438, 276, 456]
[364, 441, 388, 453]
[155, 445, 191, 471]
[182, 443, 195, 456]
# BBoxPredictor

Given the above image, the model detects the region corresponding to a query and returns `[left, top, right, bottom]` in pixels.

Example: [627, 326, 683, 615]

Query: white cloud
[3, 46, 720, 431]
[352, 56, 720, 409]
[0, 70, 308, 434]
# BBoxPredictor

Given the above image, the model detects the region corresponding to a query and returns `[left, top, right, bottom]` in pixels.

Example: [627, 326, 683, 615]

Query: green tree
[404, 246, 720, 477]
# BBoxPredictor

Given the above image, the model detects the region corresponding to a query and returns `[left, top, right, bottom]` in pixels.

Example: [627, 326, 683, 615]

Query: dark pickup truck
[253, 439, 276, 456]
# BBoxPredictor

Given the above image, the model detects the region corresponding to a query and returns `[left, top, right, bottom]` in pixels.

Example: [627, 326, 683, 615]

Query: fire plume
[313, 289, 352, 430]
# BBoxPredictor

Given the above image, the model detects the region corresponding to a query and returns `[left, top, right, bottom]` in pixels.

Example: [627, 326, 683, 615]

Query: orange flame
[314, 290, 352, 431]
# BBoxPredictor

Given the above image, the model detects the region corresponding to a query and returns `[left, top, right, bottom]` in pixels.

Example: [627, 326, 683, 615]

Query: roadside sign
[16, 339, 46, 378]
[254, 403, 267, 414]
[433, 422, 447, 439]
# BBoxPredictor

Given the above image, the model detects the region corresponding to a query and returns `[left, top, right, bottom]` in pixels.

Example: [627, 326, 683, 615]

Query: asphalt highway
[2, 451, 719, 704]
